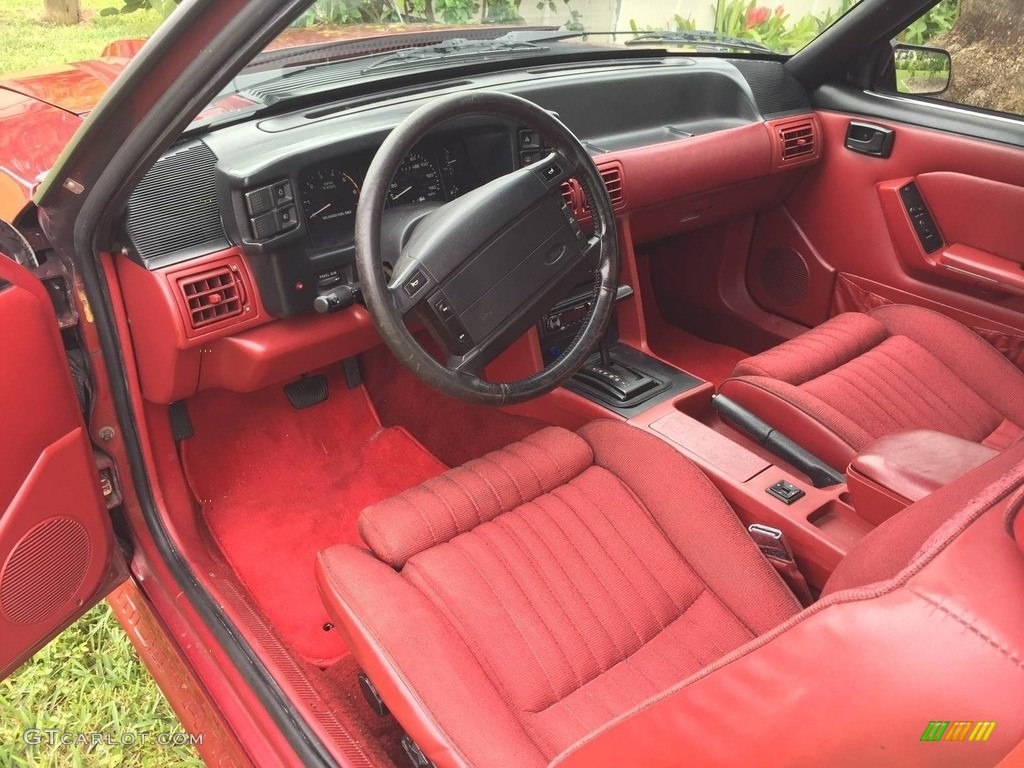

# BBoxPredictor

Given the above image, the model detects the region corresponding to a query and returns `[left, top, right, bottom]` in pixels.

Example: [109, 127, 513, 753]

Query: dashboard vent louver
[560, 181, 576, 210]
[600, 165, 624, 207]
[779, 120, 816, 162]
[578, 162, 626, 215]
[177, 266, 245, 330]
[124, 141, 228, 264]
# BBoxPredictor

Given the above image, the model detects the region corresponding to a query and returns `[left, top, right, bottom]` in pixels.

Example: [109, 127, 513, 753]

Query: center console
[538, 281, 871, 590]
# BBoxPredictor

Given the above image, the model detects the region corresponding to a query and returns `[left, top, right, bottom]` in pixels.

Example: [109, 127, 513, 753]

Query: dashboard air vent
[177, 266, 245, 330]
[780, 122, 815, 160]
[768, 116, 821, 171]
[579, 162, 626, 214]
[560, 181, 577, 210]
[600, 165, 624, 208]
[124, 141, 228, 265]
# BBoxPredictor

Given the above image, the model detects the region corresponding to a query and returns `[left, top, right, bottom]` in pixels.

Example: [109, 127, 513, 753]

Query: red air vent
[578, 162, 626, 215]
[177, 266, 246, 330]
[774, 118, 819, 166]
[560, 180, 577, 210]
[600, 164, 625, 208]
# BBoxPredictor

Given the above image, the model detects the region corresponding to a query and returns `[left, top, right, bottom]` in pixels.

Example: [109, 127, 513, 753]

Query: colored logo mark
[921, 721, 996, 742]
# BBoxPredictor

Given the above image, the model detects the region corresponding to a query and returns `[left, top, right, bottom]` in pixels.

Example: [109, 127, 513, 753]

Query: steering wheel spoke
[355, 91, 620, 406]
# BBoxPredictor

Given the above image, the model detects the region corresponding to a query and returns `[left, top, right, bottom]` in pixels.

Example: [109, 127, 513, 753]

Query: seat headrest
[359, 427, 593, 568]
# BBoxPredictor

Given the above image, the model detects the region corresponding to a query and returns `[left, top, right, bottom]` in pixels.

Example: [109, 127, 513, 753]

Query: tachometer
[388, 151, 443, 205]
[300, 165, 361, 250]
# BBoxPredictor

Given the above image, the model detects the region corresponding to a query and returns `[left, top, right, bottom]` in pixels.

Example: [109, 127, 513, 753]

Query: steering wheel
[355, 91, 620, 405]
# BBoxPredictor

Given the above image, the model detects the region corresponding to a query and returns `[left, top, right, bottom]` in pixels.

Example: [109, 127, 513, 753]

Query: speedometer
[300, 165, 360, 251]
[388, 151, 443, 205]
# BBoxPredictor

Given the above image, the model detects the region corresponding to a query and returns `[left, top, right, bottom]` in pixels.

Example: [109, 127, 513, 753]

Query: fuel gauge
[438, 145, 462, 199]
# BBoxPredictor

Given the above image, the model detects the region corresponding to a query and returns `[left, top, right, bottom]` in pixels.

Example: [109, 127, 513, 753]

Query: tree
[44, 0, 80, 24]
[937, 0, 1024, 113]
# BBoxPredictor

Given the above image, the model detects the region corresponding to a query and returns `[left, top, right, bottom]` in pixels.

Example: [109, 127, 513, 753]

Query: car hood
[0, 25, 522, 218]
[0, 57, 130, 117]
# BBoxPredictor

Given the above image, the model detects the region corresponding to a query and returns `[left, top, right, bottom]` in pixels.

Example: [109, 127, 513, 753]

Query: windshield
[0, 0, 869, 122]
[192, 0, 873, 121]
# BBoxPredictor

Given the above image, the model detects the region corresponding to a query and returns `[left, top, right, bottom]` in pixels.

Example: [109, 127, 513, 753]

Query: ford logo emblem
[544, 243, 566, 266]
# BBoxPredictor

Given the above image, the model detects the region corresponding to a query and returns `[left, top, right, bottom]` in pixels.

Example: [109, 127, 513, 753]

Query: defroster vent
[125, 141, 228, 265]
[178, 266, 246, 330]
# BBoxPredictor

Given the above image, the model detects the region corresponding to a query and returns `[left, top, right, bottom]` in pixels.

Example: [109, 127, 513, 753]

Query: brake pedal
[284, 375, 329, 409]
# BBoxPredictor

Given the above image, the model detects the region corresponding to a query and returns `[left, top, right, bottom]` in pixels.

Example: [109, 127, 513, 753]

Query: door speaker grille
[1, 517, 91, 625]
[759, 247, 809, 306]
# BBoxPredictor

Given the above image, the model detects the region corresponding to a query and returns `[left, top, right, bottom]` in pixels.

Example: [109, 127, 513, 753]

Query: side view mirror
[892, 43, 952, 96]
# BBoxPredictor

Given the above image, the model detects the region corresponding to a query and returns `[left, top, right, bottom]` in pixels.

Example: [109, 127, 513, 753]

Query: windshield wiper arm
[623, 30, 773, 53]
[360, 34, 550, 74]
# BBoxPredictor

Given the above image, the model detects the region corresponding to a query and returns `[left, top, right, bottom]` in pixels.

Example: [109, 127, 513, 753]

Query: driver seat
[316, 420, 1024, 767]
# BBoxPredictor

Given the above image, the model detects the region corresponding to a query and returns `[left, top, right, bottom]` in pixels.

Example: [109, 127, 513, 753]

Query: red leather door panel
[0, 256, 124, 679]
[776, 111, 1024, 350]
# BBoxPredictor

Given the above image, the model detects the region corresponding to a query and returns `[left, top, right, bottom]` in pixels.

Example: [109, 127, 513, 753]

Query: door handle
[845, 121, 895, 158]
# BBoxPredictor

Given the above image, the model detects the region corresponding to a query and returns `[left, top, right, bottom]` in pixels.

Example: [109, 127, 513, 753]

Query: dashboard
[114, 56, 823, 405]
[120, 56, 813, 320]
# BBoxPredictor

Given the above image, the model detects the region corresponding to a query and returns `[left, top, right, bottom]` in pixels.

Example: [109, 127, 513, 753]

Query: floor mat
[301, 656, 408, 768]
[181, 367, 447, 665]
[360, 342, 548, 467]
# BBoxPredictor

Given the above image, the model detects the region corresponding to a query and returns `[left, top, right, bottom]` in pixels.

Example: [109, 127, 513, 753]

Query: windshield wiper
[622, 30, 773, 54]
[360, 33, 551, 74]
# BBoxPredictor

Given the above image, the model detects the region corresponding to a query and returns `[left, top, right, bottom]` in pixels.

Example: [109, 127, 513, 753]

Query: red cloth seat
[317, 417, 1024, 767]
[316, 421, 801, 767]
[718, 305, 1024, 471]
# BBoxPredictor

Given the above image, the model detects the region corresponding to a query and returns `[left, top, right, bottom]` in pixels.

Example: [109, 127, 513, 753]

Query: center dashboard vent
[769, 116, 821, 169]
[566, 162, 626, 218]
[177, 266, 246, 330]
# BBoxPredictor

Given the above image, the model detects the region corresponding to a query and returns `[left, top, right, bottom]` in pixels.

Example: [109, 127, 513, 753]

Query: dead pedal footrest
[284, 375, 329, 409]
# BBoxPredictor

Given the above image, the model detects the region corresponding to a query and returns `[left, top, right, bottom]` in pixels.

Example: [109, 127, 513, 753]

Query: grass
[0, 601, 204, 768]
[0, 0, 163, 75]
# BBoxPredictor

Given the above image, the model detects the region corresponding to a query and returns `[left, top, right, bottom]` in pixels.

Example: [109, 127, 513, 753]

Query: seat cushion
[317, 420, 801, 768]
[720, 306, 1024, 470]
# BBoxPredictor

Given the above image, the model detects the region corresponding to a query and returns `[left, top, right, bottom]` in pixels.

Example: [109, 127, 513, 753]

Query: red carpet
[301, 655, 407, 768]
[181, 366, 446, 665]
[360, 342, 548, 467]
[647, 323, 747, 387]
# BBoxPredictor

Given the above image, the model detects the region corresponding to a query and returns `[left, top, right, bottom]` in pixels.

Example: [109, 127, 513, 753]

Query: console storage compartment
[846, 430, 999, 526]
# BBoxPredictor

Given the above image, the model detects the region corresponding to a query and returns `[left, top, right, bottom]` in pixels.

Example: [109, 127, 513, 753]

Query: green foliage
[899, 0, 960, 46]
[0, 601, 201, 768]
[674, 13, 697, 32]
[711, 0, 861, 53]
[294, 0, 537, 26]
[0, 0, 164, 74]
[100, 0, 178, 19]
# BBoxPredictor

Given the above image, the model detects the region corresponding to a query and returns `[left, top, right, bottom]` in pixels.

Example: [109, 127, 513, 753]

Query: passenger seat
[718, 305, 1024, 471]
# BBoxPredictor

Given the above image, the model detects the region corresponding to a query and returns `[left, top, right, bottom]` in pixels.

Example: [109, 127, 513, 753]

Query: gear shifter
[574, 336, 660, 404]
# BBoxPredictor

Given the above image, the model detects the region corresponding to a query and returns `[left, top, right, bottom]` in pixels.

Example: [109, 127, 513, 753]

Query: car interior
[8, 1, 1024, 765]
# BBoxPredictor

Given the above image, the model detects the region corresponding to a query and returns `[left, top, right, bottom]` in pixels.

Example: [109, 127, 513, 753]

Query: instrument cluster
[297, 139, 471, 252]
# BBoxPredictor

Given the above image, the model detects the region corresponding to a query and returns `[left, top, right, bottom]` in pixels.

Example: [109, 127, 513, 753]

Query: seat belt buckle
[748, 523, 794, 563]
[748, 524, 814, 607]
